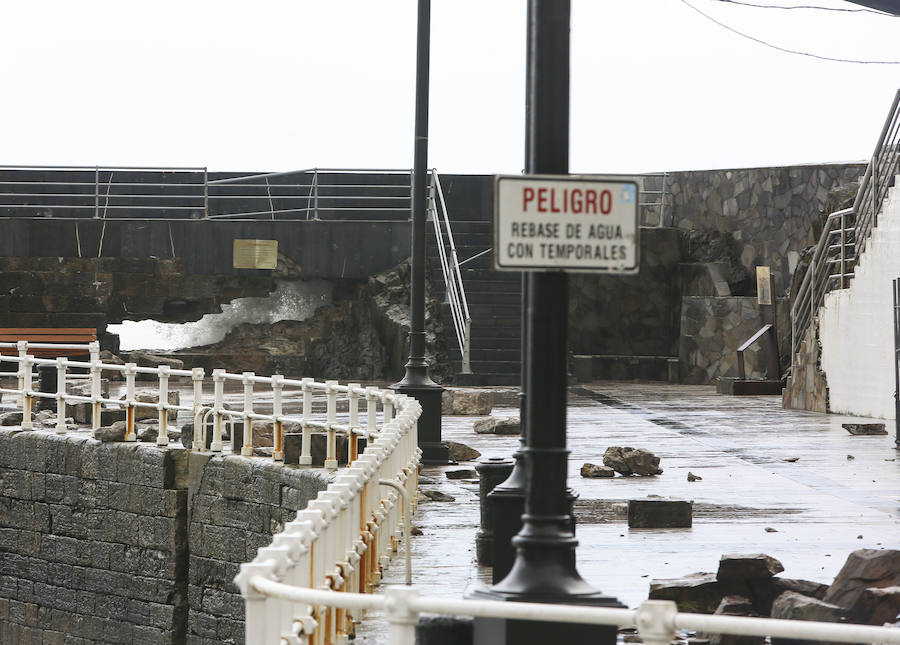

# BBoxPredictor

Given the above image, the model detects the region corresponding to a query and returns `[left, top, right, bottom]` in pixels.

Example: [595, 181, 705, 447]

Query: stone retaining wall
[667, 163, 865, 296]
[0, 429, 329, 644]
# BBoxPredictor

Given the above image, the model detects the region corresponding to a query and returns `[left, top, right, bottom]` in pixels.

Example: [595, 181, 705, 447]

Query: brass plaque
[233, 239, 278, 270]
[756, 266, 772, 305]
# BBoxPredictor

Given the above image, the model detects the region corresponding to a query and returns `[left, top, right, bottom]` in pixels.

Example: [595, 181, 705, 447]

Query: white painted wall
[819, 178, 900, 419]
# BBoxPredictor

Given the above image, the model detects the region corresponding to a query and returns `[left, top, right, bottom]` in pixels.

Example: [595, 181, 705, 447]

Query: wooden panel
[0, 327, 97, 356]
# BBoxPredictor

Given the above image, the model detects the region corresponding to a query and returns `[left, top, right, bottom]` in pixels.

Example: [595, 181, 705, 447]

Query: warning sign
[493, 175, 639, 273]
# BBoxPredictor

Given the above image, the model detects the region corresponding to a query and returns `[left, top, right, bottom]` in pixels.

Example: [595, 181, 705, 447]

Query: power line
[679, 0, 900, 64]
[713, 0, 894, 14]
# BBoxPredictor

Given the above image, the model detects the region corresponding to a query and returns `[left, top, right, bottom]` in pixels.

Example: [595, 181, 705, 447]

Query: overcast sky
[2, 0, 897, 174]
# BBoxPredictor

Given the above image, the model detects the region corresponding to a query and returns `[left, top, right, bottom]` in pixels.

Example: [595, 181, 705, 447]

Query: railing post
[203, 167, 209, 219]
[325, 380, 338, 471]
[348, 383, 360, 463]
[840, 210, 846, 289]
[21, 355, 33, 430]
[272, 374, 284, 462]
[212, 369, 225, 452]
[94, 166, 100, 219]
[366, 387, 379, 439]
[235, 563, 276, 645]
[313, 168, 319, 221]
[462, 318, 472, 374]
[384, 394, 393, 422]
[300, 378, 313, 466]
[16, 341, 27, 409]
[89, 341, 100, 367]
[191, 367, 205, 450]
[241, 371, 254, 457]
[90, 352, 101, 437]
[384, 585, 419, 645]
[157, 365, 170, 447]
[55, 358, 67, 435]
[124, 363, 137, 442]
[635, 600, 678, 645]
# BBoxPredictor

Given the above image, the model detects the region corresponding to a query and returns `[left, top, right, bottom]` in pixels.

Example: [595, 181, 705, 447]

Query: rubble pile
[648, 550, 900, 635]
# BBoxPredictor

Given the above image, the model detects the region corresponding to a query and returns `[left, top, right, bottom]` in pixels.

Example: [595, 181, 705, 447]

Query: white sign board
[493, 175, 639, 273]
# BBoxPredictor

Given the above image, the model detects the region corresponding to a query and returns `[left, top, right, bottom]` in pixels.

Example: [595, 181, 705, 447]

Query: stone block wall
[0, 430, 329, 644]
[569, 227, 684, 357]
[187, 454, 329, 645]
[666, 163, 865, 296]
[782, 325, 828, 413]
[679, 296, 789, 385]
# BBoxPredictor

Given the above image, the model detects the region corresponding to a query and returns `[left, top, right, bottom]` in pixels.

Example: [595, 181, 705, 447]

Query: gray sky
[2, 0, 898, 174]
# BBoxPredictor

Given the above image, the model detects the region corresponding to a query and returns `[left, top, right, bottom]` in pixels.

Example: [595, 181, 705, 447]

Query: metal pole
[390, 0, 448, 464]
[471, 2, 622, 643]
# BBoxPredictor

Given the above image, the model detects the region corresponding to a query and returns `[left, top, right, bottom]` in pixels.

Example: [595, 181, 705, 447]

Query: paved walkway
[357, 382, 900, 642]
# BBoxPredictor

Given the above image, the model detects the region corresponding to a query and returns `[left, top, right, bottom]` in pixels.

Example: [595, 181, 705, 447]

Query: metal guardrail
[0, 343, 416, 470]
[239, 581, 900, 645]
[428, 171, 472, 374]
[0, 166, 416, 221]
[791, 88, 900, 359]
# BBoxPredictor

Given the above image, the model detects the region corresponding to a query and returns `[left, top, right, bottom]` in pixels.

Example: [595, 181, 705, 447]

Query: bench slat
[0, 327, 98, 358]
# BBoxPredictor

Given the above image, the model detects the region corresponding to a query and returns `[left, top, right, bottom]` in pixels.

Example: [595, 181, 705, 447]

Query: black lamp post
[390, 0, 449, 464]
[470, 2, 623, 643]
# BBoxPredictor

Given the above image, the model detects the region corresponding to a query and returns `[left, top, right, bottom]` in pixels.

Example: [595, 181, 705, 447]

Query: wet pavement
[355, 382, 900, 643]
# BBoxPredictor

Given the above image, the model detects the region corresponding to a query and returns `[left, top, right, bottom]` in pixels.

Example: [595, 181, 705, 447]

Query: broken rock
[628, 498, 692, 528]
[446, 441, 481, 462]
[717, 554, 784, 582]
[824, 549, 900, 609]
[95, 421, 127, 442]
[842, 423, 888, 435]
[420, 489, 455, 502]
[649, 572, 733, 614]
[770, 592, 848, 645]
[581, 463, 615, 478]
[704, 596, 763, 645]
[473, 416, 520, 435]
[446, 468, 477, 480]
[603, 446, 663, 476]
[442, 388, 494, 416]
[848, 586, 900, 625]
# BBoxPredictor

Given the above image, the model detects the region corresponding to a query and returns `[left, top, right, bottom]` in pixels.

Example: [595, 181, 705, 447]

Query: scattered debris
[410, 526, 424, 536]
[420, 489, 455, 502]
[95, 421, 127, 442]
[764, 527, 778, 533]
[717, 554, 783, 581]
[688, 472, 703, 482]
[603, 446, 663, 476]
[847, 455, 855, 460]
[473, 416, 520, 435]
[581, 463, 615, 478]
[781, 457, 799, 463]
[446, 468, 477, 480]
[445, 441, 481, 462]
[842, 423, 888, 436]
[0, 411, 32, 426]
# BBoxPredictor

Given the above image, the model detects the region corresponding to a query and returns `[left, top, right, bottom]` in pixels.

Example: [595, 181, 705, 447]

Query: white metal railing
[235, 398, 421, 645]
[239, 584, 900, 645]
[428, 170, 472, 374]
[0, 346, 417, 473]
[791, 89, 900, 358]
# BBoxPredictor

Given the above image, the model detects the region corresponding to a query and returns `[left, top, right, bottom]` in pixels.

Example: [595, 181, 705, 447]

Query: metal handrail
[428, 170, 472, 374]
[790, 88, 900, 359]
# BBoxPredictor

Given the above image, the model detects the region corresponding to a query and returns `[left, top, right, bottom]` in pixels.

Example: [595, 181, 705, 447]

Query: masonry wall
[0, 429, 329, 645]
[667, 163, 865, 296]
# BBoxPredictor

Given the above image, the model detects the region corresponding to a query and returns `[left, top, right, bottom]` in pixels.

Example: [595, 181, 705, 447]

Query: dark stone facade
[0, 429, 328, 644]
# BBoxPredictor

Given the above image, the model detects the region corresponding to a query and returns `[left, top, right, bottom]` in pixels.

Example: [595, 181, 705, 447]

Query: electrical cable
[712, 0, 894, 15]
[679, 0, 900, 64]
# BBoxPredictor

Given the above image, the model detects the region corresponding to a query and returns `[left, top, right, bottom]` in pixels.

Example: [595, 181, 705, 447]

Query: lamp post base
[467, 583, 623, 645]
[389, 380, 449, 464]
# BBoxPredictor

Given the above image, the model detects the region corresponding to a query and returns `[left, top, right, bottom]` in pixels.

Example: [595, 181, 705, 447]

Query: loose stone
[446, 468, 477, 480]
[842, 423, 888, 435]
[581, 463, 615, 478]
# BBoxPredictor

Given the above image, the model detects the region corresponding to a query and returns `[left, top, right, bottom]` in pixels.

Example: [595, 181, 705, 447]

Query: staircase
[787, 88, 900, 416]
[427, 175, 522, 385]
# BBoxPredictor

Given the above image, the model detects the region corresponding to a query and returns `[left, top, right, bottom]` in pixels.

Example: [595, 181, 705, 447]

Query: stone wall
[666, 163, 865, 296]
[0, 429, 328, 644]
[569, 227, 684, 357]
[782, 325, 828, 413]
[679, 296, 789, 385]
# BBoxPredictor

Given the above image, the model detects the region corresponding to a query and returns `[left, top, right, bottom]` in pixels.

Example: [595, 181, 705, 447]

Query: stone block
[628, 498, 692, 528]
[849, 585, 900, 625]
[473, 416, 520, 435]
[442, 389, 494, 416]
[770, 592, 849, 645]
[824, 549, 900, 609]
[717, 554, 784, 581]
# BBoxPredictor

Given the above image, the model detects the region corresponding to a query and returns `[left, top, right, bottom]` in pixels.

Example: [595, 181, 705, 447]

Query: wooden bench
[0, 328, 98, 358]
